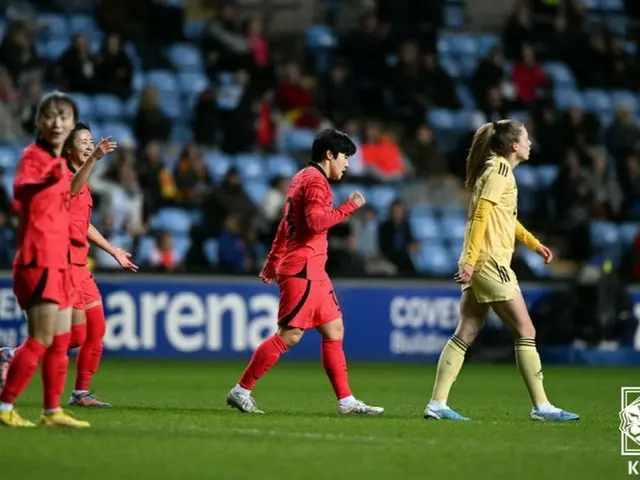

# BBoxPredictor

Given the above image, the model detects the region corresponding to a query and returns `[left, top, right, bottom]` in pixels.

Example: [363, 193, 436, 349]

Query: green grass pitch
[0, 360, 633, 479]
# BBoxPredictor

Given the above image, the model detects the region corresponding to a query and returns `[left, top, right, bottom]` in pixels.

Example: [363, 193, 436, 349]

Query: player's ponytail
[465, 119, 523, 189]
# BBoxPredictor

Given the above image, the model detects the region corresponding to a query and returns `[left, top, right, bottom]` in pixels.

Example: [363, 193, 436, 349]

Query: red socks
[239, 334, 289, 390]
[70, 323, 87, 349]
[0, 337, 46, 404]
[321, 339, 352, 400]
[75, 305, 106, 391]
[42, 332, 71, 410]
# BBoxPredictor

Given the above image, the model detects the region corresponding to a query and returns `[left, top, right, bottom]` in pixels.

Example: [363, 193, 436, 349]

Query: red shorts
[12, 266, 72, 310]
[70, 264, 102, 310]
[277, 276, 342, 330]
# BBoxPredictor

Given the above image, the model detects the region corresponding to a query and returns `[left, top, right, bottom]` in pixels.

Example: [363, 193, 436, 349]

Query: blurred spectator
[378, 200, 417, 274]
[54, 34, 97, 93]
[608, 35, 635, 90]
[320, 64, 359, 128]
[94, 32, 133, 99]
[137, 141, 177, 215]
[585, 147, 623, 221]
[148, 231, 180, 272]
[218, 69, 257, 153]
[621, 155, 640, 219]
[326, 223, 365, 276]
[244, 16, 272, 93]
[201, 1, 250, 78]
[554, 149, 594, 228]
[13, 79, 41, 135]
[502, 3, 537, 60]
[481, 86, 509, 122]
[134, 86, 172, 146]
[471, 47, 508, 104]
[277, 62, 321, 129]
[218, 213, 256, 273]
[532, 103, 565, 164]
[423, 52, 458, 109]
[350, 205, 397, 276]
[541, 15, 575, 63]
[606, 106, 640, 161]
[0, 211, 16, 268]
[174, 142, 213, 209]
[0, 20, 40, 84]
[404, 124, 447, 179]
[360, 120, 408, 180]
[388, 41, 425, 123]
[192, 88, 219, 147]
[576, 32, 609, 89]
[261, 175, 288, 224]
[511, 44, 549, 105]
[204, 167, 258, 235]
[256, 89, 276, 151]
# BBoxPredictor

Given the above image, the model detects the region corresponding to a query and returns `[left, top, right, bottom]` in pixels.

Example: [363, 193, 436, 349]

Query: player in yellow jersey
[423, 120, 580, 422]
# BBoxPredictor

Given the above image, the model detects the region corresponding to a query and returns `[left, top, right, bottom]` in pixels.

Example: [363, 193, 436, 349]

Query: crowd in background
[1, 0, 640, 280]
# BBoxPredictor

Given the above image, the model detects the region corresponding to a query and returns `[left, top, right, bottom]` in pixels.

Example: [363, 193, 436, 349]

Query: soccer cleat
[530, 407, 580, 422]
[338, 399, 384, 415]
[40, 410, 91, 428]
[424, 405, 470, 421]
[0, 347, 15, 390]
[226, 389, 264, 413]
[68, 391, 112, 408]
[0, 409, 35, 427]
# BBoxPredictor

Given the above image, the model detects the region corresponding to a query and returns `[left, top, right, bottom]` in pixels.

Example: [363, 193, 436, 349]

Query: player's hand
[348, 192, 366, 208]
[113, 248, 139, 272]
[260, 264, 276, 284]
[454, 263, 474, 285]
[91, 137, 118, 161]
[535, 244, 554, 264]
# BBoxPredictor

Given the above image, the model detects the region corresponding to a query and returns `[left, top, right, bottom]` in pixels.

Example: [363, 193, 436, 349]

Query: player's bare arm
[70, 137, 118, 196]
[87, 224, 138, 271]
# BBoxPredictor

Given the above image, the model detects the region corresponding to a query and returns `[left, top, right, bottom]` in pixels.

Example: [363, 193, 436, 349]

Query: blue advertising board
[0, 273, 637, 363]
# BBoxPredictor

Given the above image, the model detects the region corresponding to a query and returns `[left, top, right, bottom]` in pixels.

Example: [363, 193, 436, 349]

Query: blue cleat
[68, 391, 112, 408]
[0, 347, 15, 390]
[424, 405, 470, 421]
[530, 407, 580, 422]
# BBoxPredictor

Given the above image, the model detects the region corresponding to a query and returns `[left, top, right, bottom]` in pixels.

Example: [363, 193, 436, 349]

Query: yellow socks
[515, 337, 549, 406]
[431, 335, 469, 402]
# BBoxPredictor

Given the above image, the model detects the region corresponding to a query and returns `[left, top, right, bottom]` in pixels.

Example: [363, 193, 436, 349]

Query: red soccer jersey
[68, 168, 92, 265]
[266, 163, 358, 280]
[13, 140, 71, 269]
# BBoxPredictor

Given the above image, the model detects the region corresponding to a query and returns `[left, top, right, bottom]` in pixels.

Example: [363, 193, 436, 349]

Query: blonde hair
[465, 119, 523, 188]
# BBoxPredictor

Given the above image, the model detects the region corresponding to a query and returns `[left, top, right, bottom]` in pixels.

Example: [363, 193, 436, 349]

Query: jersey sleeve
[515, 221, 541, 251]
[13, 149, 64, 199]
[461, 198, 495, 267]
[303, 179, 358, 234]
[479, 169, 509, 205]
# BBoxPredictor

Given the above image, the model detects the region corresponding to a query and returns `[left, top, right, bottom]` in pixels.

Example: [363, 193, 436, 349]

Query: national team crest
[620, 387, 640, 456]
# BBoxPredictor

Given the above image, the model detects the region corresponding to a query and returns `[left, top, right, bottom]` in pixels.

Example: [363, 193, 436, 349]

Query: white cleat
[338, 399, 384, 416]
[226, 389, 264, 413]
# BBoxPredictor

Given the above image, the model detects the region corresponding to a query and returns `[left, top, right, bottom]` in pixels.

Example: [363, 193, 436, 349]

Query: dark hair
[465, 119, 523, 188]
[35, 91, 79, 123]
[62, 122, 92, 162]
[310, 129, 357, 163]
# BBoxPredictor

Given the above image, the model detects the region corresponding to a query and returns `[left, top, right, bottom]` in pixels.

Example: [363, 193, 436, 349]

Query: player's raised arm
[304, 179, 360, 234]
[87, 224, 138, 271]
[70, 136, 118, 196]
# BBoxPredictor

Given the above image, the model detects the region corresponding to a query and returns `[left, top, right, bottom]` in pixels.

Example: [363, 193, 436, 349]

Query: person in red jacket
[511, 44, 549, 104]
[0, 92, 114, 428]
[226, 129, 384, 416]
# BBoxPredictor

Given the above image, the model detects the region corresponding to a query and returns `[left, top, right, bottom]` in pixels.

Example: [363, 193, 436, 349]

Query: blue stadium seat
[92, 94, 123, 121]
[582, 0, 599, 8]
[590, 221, 620, 250]
[458, 56, 478, 79]
[244, 180, 269, 205]
[173, 235, 192, 262]
[168, 43, 204, 73]
[454, 110, 486, 132]
[520, 248, 550, 277]
[203, 238, 220, 265]
[145, 70, 178, 94]
[2, 173, 13, 198]
[202, 151, 233, 180]
[606, 15, 628, 36]
[411, 203, 437, 217]
[42, 39, 69, 60]
[306, 25, 337, 49]
[282, 128, 316, 152]
[151, 208, 193, 235]
[536, 165, 559, 188]
[267, 155, 297, 178]
[439, 56, 461, 80]
[69, 93, 92, 120]
[413, 242, 456, 276]
[444, 6, 464, 30]
[427, 109, 455, 131]
[610, 90, 638, 111]
[160, 93, 184, 119]
[440, 215, 467, 241]
[456, 85, 476, 110]
[514, 164, 538, 189]
[100, 122, 135, 146]
[409, 213, 440, 241]
[543, 62, 576, 88]
[0, 145, 17, 169]
[331, 184, 351, 204]
[601, 0, 624, 11]
[170, 124, 193, 144]
[508, 110, 529, 122]
[368, 185, 398, 212]
[438, 203, 467, 218]
[446, 34, 478, 57]
[184, 20, 207, 40]
[553, 88, 583, 110]
[235, 153, 264, 180]
[38, 14, 68, 38]
[436, 37, 451, 56]
[619, 223, 640, 247]
[135, 236, 156, 264]
[476, 34, 500, 56]
[582, 89, 612, 115]
[178, 72, 209, 96]
[69, 14, 97, 34]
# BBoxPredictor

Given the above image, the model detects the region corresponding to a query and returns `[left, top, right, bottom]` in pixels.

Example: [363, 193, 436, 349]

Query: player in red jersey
[0, 92, 115, 428]
[0, 122, 136, 407]
[226, 129, 384, 415]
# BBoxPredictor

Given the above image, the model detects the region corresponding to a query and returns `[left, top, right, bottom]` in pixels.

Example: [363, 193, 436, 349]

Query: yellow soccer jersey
[459, 156, 517, 270]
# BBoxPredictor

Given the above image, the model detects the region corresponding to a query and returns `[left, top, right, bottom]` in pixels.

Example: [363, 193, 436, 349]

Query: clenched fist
[348, 192, 366, 208]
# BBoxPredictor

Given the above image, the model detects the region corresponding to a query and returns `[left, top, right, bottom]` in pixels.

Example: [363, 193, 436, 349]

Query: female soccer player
[423, 120, 580, 422]
[0, 122, 137, 407]
[0, 92, 115, 428]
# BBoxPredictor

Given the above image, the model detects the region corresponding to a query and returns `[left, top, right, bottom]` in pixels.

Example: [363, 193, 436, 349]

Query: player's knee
[455, 318, 483, 344]
[31, 332, 54, 348]
[515, 325, 536, 339]
[277, 328, 303, 347]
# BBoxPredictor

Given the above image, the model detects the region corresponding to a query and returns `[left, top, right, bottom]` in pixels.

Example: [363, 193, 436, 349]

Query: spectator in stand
[585, 147, 623, 221]
[148, 231, 180, 272]
[320, 64, 360, 128]
[532, 103, 565, 164]
[256, 89, 276, 151]
[350, 205, 397, 276]
[137, 140, 177, 216]
[54, 34, 96, 94]
[621, 154, 640, 219]
[94, 32, 133, 99]
[277, 62, 321, 129]
[388, 41, 426, 123]
[378, 200, 417, 274]
[471, 47, 507, 104]
[360, 119, 408, 180]
[261, 175, 288, 224]
[404, 124, 447, 179]
[134, 86, 172, 146]
[218, 69, 257, 154]
[606, 106, 640, 161]
[174, 142, 213, 209]
[502, 2, 537, 61]
[512, 44, 549, 105]
[608, 35, 635, 90]
[218, 213, 255, 273]
[481, 86, 509, 122]
[0, 20, 40, 84]
[192, 87, 219, 147]
[554, 149, 594, 229]
[244, 16, 272, 94]
[423, 51, 459, 109]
